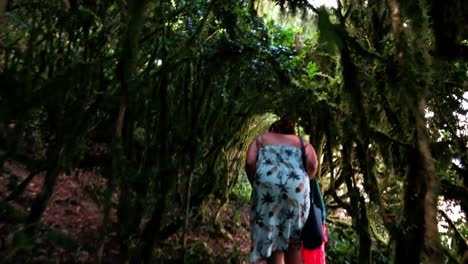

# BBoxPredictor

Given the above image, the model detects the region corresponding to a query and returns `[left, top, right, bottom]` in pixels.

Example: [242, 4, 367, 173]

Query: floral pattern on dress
[250, 145, 310, 262]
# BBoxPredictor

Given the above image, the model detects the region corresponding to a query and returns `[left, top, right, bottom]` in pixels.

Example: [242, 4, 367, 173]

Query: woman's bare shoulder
[261, 132, 303, 147]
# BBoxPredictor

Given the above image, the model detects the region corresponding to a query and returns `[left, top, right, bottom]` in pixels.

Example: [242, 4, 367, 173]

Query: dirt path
[0, 160, 252, 263]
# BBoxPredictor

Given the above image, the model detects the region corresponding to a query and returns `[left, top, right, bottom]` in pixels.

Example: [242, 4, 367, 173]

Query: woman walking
[245, 119, 318, 264]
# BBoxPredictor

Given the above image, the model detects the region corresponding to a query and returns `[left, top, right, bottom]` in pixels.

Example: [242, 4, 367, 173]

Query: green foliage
[316, 7, 343, 52]
[231, 172, 252, 204]
[9, 228, 35, 255]
[226, 244, 244, 263]
[266, 19, 297, 47]
[186, 240, 212, 263]
[306, 61, 318, 79]
[326, 225, 359, 264]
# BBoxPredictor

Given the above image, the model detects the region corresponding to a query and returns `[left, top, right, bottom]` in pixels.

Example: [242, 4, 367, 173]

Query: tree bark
[387, 0, 442, 262]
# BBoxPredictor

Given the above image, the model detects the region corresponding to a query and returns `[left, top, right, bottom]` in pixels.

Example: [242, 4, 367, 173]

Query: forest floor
[0, 159, 253, 263]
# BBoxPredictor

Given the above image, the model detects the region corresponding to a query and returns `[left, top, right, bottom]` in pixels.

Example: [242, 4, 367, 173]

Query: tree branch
[439, 209, 468, 246]
[370, 128, 411, 148]
[304, 2, 319, 14]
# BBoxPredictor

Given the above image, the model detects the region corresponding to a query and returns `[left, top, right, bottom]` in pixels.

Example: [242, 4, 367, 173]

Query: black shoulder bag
[299, 137, 324, 250]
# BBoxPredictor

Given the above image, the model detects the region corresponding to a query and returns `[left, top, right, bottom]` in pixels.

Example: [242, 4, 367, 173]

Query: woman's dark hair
[269, 119, 296, 134]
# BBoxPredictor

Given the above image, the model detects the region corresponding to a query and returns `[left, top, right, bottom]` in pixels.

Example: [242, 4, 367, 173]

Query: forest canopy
[0, 0, 467, 263]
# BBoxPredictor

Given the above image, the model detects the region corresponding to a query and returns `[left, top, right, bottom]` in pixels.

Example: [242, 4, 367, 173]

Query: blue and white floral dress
[249, 139, 310, 262]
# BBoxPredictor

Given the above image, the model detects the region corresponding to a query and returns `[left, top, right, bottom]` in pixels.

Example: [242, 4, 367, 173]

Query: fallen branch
[4, 168, 45, 203]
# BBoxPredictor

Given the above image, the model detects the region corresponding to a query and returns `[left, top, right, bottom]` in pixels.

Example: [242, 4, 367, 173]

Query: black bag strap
[299, 136, 307, 172]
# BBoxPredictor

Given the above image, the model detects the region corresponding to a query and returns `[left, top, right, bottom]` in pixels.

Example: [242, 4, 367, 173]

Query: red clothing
[301, 224, 327, 264]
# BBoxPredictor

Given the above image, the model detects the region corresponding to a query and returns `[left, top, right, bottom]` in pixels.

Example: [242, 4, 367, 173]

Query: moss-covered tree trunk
[387, 0, 442, 262]
[113, 0, 149, 262]
[338, 4, 373, 259]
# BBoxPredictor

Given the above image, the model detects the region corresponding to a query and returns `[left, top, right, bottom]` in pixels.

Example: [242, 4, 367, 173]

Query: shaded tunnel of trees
[0, 0, 467, 263]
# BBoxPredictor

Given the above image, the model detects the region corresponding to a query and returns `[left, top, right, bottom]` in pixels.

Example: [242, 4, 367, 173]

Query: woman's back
[249, 133, 310, 262]
[245, 119, 318, 264]
[258, 132, 303, 149]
